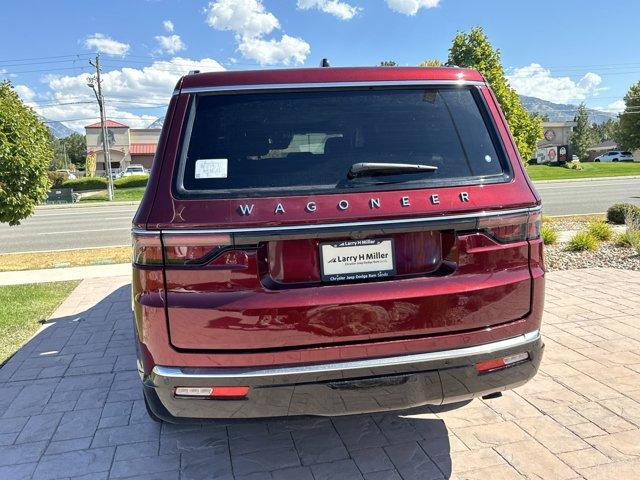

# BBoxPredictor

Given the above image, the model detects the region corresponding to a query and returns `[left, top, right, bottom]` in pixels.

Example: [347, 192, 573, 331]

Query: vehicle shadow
[0, 284, 454, 479]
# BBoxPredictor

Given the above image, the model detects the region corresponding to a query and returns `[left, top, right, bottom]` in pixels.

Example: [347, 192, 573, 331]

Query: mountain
[148, 116, 164, 129]
[519, 95, 616, 124]
[38, 115, 75, 138]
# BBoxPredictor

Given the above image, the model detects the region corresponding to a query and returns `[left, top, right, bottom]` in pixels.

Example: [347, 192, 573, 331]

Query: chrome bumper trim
[151, 330, 540, 382]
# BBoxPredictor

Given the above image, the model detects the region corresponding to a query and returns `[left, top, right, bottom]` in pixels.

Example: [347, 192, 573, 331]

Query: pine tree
[616, 81, 640, 150]
[571, 103, 594, 160]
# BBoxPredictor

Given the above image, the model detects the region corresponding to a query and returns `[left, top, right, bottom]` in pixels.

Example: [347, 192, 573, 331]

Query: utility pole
[88, 54, 114, 201]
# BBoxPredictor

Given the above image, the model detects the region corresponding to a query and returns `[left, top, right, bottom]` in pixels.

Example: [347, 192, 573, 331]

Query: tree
[51, 133, 86, 169]
[616, 80, 640, 150]
[419, 59, 443, 67]
[447, 27, 542, 162]
[570, 103, 594, 160]
[85, 151, 97, 177]
[590, 119, 619, 143]
[0, 82, 53, 225]
[380, 60, 398, 66]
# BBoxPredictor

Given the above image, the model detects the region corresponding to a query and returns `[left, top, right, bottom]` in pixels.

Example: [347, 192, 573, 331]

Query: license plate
[320, 238, 395, 282]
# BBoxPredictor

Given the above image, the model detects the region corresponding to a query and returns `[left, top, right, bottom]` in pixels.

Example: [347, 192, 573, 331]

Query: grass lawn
[0, 281, 80, 364]
[527, 162, 640, 181]
[0, 246, 131, 272]
[80, 186, 146, 202]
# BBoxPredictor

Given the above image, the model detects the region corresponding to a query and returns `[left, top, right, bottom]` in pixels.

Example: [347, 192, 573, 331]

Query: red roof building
[84, 119, 129, 129]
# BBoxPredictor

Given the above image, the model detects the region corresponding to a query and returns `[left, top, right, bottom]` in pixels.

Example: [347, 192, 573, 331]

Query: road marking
[37, 227, 131, 236]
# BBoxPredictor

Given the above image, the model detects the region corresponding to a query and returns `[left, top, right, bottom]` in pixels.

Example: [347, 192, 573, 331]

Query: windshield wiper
[347, 162, 438, 179]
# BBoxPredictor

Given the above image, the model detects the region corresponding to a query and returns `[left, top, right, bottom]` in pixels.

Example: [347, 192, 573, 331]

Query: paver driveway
[1, 268, 640, 479]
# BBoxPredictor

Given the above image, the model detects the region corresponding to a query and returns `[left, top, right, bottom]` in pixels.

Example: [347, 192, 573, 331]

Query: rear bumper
[142, 330, 543, 421]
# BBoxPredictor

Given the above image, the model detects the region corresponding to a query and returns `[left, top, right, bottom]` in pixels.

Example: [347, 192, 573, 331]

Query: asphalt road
[1, 177, 639, 253]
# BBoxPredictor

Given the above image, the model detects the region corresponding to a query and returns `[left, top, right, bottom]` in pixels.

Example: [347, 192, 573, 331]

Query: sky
[1, 0, 639, 132]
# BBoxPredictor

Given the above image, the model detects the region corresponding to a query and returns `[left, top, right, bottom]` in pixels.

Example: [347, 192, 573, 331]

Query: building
[533, 121, 576, 163]
[85, 120, 161, 175]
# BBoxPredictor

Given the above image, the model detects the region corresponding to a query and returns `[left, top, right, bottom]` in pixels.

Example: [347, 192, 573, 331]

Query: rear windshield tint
[176, 87, 508, 196]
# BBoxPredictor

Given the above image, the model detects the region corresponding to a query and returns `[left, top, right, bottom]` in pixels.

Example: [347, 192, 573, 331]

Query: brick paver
[1, 268, 640, 479]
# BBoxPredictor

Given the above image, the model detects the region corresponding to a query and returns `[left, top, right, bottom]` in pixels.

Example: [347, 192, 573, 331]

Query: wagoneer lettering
[132, 66, 544, 422]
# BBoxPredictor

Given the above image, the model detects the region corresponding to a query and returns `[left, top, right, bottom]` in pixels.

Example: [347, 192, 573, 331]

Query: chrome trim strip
[174, 80, 485, 96]
[139, 205, 541, 236]
[152, 330, 540, 381]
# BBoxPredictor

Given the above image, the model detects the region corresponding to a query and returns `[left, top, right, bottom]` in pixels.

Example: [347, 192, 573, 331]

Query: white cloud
[83, 33, 131, 56]
[297, 0, 361, 20]
[238, 35, 311, 65]
[507, 63, 605, 104]
[15, 84, 36, 102]
[33, 57, 224, 130]
[601, 99, 625, 113]
[163, 20, 175, 32]
[205, 0, 279, 38]
[204, 0, 310, 65]
[385, 0, 440, 15]
[155, 34, 187, 54]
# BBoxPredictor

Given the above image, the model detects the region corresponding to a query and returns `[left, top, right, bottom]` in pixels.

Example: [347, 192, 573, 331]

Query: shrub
[61, 177, 107, 191]
[113, 175, 148, 189]
[616, 230, 640, 248]
[561, 161, 582, 170]
[540, 224, 558, 245]
[47, 171, 67, 188]
[567, 231, 599, 252]
[587, 221, 613, 241]
[607, 203, 640, 224]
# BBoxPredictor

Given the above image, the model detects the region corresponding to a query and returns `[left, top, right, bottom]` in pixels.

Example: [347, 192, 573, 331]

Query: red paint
[132, 66, 544, 379]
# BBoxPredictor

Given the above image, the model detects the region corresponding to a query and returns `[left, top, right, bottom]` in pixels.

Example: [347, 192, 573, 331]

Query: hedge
[113, 175, 149, 189]
[60, 177, 107, 191]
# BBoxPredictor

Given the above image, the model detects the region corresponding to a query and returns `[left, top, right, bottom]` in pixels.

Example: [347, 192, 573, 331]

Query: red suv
[132, 67, 544, 422]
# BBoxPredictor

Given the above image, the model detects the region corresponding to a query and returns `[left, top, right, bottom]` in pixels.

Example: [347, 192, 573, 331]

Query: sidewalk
[0, 263, 129, 286]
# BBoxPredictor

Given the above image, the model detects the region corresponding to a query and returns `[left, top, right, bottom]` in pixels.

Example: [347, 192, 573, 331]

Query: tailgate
[162, 209, 537, 351]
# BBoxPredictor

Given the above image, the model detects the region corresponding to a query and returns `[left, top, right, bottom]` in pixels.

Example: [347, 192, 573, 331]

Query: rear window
[175, 87, 509, 197]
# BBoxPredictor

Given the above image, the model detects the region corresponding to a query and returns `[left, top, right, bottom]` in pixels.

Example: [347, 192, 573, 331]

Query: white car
[121, 164, 148, 177]
[594, 151, 634, 162]
[56, 169, 76, 179]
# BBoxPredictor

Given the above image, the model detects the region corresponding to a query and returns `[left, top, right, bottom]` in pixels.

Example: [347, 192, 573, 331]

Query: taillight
[478, 211, 541, 243]
[132, 231, 163, 266]
[162, 233, 232, 266]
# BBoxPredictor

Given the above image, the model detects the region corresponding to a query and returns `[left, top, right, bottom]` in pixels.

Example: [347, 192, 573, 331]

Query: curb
[533, 175, 640, 184]
[36, 201, 140, 210]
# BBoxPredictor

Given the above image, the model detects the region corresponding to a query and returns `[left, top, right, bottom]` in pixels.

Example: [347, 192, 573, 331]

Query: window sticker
[194, 158, 228, 179]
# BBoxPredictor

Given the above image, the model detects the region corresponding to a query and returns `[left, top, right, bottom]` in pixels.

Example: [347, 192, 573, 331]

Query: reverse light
[475, 352, 529, 373]
[478, 211, 541, 243]
[175, 386, 249, 399]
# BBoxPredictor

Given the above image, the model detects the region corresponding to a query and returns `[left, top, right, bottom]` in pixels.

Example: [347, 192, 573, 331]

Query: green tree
[447, 27, 542, 162]
[419, 59, 443, 67]
[0, 82, 53, 225]
[51, 133, 86, 169]
[570, 103, 594, 160]
[616, 80, 640, 150]
[590, 118, 619, 143]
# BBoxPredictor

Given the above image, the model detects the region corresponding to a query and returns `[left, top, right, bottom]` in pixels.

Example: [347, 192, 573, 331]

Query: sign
[544, 129, 556, 141]
[548, 148, 557, 160]
[320, 239, 395, 282]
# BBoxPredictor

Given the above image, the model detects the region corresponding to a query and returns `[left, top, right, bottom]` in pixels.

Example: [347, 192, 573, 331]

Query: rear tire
[143, 389, 163, 423]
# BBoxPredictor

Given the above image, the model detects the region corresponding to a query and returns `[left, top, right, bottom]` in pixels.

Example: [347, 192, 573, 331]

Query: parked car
[132, 67, 545, 422]
[594, 150, 634, 162]
[122, 164, 148, 177]
[55, 169, 76, 180]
